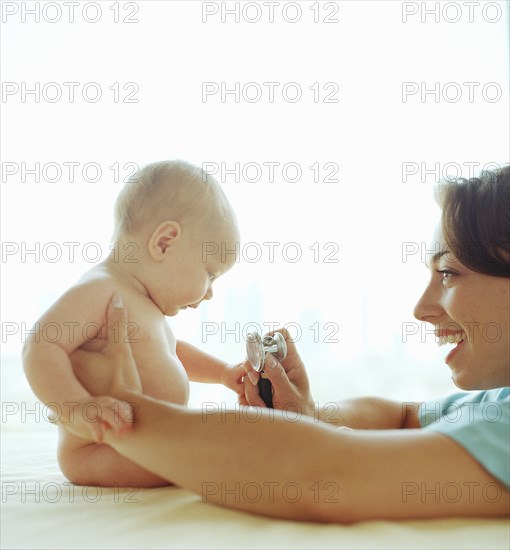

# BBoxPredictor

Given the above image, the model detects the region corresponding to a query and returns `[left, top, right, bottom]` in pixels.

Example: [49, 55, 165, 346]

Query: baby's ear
[148, 221, 181, 260]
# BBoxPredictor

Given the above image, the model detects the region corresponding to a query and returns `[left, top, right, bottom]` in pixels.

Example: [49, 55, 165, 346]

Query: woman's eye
[436, 269, 455, 281]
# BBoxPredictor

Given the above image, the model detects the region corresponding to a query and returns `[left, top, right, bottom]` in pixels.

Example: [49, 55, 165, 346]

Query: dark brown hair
[435, 164, 510, 278]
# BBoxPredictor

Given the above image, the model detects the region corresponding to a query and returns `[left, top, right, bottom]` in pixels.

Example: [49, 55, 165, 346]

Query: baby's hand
[220, 363, 246, 397]
[50, 395, 136, 443]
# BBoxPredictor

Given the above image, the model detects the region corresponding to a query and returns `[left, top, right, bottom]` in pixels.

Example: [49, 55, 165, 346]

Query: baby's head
[112, 160, 239, 315]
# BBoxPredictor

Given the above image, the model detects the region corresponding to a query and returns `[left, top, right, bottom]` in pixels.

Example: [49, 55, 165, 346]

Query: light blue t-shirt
[419, 387, 510, 489]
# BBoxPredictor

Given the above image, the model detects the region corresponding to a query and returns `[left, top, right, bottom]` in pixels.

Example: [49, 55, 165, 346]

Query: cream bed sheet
[1, 428, 508, 550]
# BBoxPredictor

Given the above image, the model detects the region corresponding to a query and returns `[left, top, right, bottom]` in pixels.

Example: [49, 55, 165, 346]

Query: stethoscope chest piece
[246, 332, 287, 373]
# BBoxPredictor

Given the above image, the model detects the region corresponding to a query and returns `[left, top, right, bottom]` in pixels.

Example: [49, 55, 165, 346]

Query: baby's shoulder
[62, 266, 118, 300]
[69, 266, 156, 316]
[74, 264, 118, 286]
[47, 265, 158, 327]
[46, 266, 126, 316]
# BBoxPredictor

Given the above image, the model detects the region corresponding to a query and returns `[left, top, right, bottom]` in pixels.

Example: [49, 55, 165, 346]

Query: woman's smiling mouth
[435, 331, 466, 346]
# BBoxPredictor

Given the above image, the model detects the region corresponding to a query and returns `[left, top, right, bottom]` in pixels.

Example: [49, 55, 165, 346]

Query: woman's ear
[148, 221, 182, 260]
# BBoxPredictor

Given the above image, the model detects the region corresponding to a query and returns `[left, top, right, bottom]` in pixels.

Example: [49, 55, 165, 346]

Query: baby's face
[151, 219, 239, 316]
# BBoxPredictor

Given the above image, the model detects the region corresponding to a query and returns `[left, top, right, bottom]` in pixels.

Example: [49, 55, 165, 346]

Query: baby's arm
[22, 280, 119, 434]
[176, 340, 244, 395]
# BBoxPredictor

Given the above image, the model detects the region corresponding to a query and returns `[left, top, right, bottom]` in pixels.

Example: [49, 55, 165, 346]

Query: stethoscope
[246, 332, 287, 408]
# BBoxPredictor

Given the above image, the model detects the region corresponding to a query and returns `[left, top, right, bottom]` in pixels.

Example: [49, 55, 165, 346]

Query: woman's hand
[240, 328, 315, 416]
[71, 293, 142, 399]
[56, 293, 141, 442]
[49, 394, 135, 443]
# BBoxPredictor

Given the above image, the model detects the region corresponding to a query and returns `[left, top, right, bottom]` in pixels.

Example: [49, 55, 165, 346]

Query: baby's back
[51, 265, 189, 486]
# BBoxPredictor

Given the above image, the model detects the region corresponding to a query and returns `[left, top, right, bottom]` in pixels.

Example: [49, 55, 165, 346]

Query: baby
[22, 160, 243, 488]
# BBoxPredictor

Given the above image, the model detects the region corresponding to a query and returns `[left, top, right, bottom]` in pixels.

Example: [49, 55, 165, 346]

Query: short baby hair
[112, 160, 235, 243]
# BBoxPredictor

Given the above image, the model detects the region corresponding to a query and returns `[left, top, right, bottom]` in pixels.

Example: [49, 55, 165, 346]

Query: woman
[58, 166, 509, 523]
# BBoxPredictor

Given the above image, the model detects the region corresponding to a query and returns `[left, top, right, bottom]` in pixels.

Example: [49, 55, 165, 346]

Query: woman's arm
[85, 297, 509, 523]
[313, 397, 422, 429]
[242, 335, 421, 429]
[102, 390, 508, 523]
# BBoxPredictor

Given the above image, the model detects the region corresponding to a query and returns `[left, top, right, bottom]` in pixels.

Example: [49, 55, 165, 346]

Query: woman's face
[414, 223, 510, 390]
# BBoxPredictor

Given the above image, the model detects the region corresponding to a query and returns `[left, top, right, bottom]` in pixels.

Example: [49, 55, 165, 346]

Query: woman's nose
[413, 281, 443, 322]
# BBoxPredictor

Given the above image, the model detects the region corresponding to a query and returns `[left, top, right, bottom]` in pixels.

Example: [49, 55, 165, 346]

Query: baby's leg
[59, 442, 172, 488]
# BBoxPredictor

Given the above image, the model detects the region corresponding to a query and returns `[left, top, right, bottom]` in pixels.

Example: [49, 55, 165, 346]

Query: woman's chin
[450, 368, 480, 391]
[449, 363, 468, 389]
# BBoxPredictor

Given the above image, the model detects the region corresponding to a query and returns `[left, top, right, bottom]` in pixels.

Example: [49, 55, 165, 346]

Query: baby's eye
[208, 273, 216, 281]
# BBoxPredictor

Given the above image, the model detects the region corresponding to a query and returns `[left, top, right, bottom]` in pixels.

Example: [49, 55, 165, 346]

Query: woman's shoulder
[419, 387, 509, 425]
[417, 387, 509, 490]
[425, 387, 508, 409]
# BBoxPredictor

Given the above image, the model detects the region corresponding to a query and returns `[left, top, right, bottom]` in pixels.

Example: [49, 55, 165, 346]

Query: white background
[1, 0, 509, 427]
